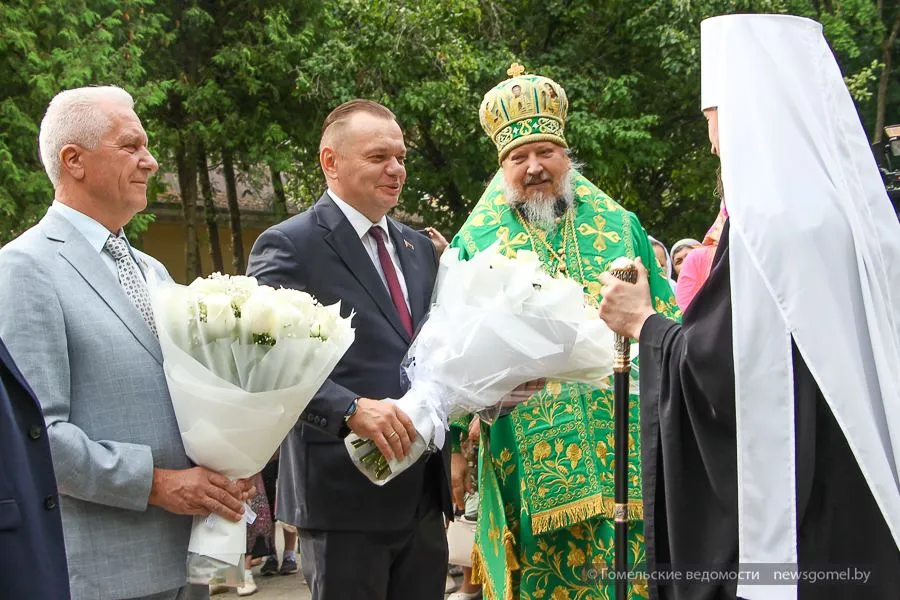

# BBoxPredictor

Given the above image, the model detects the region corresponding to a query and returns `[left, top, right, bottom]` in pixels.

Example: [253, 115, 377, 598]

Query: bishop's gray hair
[39, 86, 134, 187]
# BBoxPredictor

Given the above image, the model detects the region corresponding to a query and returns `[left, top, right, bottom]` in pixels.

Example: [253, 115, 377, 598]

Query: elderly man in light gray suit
[0, 86, 252, 600]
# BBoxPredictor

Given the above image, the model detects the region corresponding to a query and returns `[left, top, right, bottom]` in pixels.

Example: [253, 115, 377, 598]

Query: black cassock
[637, 220, 900, 600]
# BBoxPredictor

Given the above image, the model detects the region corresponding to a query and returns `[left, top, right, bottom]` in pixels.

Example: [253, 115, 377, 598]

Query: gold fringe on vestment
[470, 529, 520, 600]
[531, 494, 644, 535]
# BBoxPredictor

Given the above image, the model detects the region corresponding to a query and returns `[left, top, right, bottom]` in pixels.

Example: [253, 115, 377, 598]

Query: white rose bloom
[189, 273, 230, 295]
[239, 287, 280, 341]
[277, 289, 321, 335]
[228, 275, 257, 289]
[275, 301, 313, 340]
[199, 292, 238, 339]
[227, 276, 258, 308]
[310, 309, 339, 340]
[275, 287, 314, 307]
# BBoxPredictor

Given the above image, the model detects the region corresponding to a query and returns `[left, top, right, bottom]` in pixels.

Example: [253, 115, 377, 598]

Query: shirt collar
[328, 189, 390, 241]
[50, 200, 126, 253]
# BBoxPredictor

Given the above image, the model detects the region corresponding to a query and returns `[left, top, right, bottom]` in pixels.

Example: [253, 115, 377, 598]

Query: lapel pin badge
[404, 239, 414, 251]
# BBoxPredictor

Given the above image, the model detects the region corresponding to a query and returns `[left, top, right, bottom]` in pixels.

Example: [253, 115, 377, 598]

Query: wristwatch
[344, 397, 360, 422]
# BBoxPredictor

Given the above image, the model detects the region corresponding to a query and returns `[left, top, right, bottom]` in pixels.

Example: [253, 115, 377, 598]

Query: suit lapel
[315, 195, 410, 342]
[43, 212, 163, 365]
[388, 221, 428, 329]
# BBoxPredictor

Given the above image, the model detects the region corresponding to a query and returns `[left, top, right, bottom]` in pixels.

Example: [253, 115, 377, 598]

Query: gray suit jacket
[0, 208, 193, 600]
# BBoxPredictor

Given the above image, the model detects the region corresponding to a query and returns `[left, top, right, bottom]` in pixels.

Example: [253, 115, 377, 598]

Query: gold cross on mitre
[507, 62, 526, 77]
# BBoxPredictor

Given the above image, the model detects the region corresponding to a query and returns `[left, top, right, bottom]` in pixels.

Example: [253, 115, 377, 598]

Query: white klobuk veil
[702, 13, 900, 600]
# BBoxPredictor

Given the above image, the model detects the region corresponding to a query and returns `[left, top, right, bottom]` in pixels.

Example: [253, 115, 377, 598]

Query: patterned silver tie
[103, 234, 157, 335]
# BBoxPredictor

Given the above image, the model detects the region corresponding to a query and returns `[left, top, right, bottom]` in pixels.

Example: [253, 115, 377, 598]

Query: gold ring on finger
[388, 431, 399, 440]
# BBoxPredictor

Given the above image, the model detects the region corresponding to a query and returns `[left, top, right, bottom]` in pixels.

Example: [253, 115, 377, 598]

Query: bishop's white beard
[504, 167, 577, 233]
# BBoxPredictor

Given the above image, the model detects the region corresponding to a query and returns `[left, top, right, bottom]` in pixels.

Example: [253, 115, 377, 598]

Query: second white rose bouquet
[345, 244, 616, 484]
[151, 273, 354, 583]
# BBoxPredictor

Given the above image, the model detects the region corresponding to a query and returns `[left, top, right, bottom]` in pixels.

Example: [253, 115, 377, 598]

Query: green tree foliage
[0, 0, 164, 243]
[1, 0, 896, 248]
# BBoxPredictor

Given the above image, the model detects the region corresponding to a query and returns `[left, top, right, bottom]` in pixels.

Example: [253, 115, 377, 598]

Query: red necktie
[369, 226, 413, 337]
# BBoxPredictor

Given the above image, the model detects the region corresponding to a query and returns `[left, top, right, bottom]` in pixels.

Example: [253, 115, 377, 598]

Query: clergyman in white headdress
[598, 14, 900, 600]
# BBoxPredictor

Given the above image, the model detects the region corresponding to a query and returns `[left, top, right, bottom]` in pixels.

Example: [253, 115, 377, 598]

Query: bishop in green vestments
[449, 64, 679, 600]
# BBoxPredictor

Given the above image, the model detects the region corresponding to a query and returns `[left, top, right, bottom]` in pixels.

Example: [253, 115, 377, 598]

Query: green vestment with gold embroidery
[449, 170, 679, 600]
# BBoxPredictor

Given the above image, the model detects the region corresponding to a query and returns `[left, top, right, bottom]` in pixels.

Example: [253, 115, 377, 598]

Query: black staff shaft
[610, 261, 637, 600]
[614, 369, 630, 600]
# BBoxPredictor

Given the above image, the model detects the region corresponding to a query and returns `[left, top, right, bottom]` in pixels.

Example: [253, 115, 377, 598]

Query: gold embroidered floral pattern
[534, 441, 552, 462]
[516, 517, 649, 600]
[518, 386, 573, 432]
[565, 443, 583, 469]
[494, 447, 516, 487]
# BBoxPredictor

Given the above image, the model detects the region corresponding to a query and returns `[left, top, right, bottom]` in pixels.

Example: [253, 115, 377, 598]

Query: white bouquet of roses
[151, 273, 354, 583]
[345, 244, 616, 485]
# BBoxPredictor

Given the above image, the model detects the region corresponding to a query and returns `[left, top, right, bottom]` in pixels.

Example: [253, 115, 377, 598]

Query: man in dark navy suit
[0, 334, 69, 599]
[247, 99, 451, 600]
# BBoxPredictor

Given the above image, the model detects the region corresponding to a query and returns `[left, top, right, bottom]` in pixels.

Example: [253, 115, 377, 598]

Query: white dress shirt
[50, 200, 142, 279]
[328, 189, 410, 309]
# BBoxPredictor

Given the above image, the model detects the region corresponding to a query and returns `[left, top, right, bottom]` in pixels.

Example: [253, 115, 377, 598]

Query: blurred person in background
[649, 236, 677, 292]
[674, 205, 726, 311]
[670, 237, 701, 279]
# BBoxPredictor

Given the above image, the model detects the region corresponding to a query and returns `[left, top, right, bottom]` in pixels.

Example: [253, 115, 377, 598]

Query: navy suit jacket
[0, 335, 69, 599]
[247, 193, 452, 532]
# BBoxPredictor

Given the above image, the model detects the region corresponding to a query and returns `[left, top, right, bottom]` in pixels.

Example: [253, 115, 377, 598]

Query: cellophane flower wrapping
[345, 244, 616, 485]
[150, 273, 354, 584]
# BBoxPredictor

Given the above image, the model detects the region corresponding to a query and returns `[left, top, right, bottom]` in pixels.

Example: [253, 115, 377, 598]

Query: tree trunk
[419, 124, 469, 218]
[197, 142, 225, 273]
[175, 135, 201, 281]
[222, 149, 244, 273]
[270, 165, 289, 222]
[873, 13, 900, 144]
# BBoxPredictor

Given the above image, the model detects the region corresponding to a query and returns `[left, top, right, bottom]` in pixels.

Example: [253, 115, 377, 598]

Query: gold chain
[513, 207, 586, 285]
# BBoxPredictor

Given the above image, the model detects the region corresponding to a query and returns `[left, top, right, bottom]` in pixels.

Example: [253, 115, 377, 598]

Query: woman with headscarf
[670, 237, 702, 279]
[649, 236, 677, 293]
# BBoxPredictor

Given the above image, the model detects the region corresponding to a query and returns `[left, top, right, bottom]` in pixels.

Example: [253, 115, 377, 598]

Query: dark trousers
[299, 491, 448, 600]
